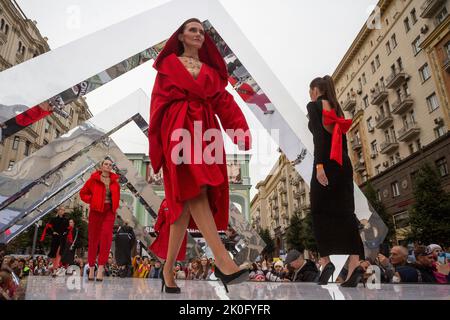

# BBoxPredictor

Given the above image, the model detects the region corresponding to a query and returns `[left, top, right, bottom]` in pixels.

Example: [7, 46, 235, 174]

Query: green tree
[259, 228, 275, 258]
[407, 163, 450, 247]
[364, 181, 395, 246]
[286, 210, 317, 252]
[286, 211, 304, 252]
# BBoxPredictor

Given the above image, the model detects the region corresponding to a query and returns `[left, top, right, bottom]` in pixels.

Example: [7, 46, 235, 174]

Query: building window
[391, 34, 397, 48]
[371, 61, 376, 74]
[436, 7, 448, 26]
[375, 165, 381, 175]
[367, 117, 374, 132]
[370, 140, 378, 154]
[12, 136, 20, 150]
[7, 161, 15, 171]
[386, 41, 392, 55]
[419, 63, 431, 82]
[43, 139, 48, 146]
[427, 93, 440, 112]
[408, 143, 414, 155]
[436, 158, 449, 177]
[363, 95, 369, 109]
[44, 120, 51, 133]
[395, 152, 401, 164]
[55, 129, 60, 138]
[375, 55, 381, 68]
[376, 189, 382, 201]
[393, 211, 410, 229]
[416, 139, 421, 150]
[412, 36, 421, 55]
[404, 17, 410, 33]
[411, 8, 417, 24]
[434, 125, 446, 138]
[391, 181, 400, 197]
[362, 73, 367, 85]
[24, 141, 31, 156]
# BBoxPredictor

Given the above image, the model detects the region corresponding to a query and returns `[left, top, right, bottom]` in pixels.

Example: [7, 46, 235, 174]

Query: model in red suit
[80, 158, 120, 281]
[150, 199, 187, 262]
[149, 18, 251, 293]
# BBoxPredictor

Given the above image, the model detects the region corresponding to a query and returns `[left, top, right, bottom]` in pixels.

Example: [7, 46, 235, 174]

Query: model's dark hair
[310, 76, 344, 117]
[177, 18, 203, 55]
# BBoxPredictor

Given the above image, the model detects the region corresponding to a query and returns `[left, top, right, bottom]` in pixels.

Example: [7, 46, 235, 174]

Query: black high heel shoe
[161, 270, 181, 294]
[214, 267, 249, 293]
[317, 262, 335, 285]
[340, 266, 365, 287]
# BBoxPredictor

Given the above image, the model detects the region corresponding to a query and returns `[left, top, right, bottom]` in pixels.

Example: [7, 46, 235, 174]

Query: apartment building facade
[333, 0, 449, 244]
[250, 153, 311, 255]
[0, 1, 92, 213]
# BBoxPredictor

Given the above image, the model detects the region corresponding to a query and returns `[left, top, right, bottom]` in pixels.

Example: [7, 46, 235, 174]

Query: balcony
[298, 187, 306, 195]
[281, 198, 288, 207]
[351, 138, 363, 150]
[420, 0, 446, 18]
[391, 94, 414, 114]
[444, 55, 450, 73]
[386, 69, 409, 89]
[278, 185, 287, 194]
[301, 203, 310, 210]
[380, 140, 399, 154]
[343, 97, 357, 112]
[293, 191, 301, 199]
[370, 88, 389, 105]
[375, 113, 393, 129]
[398, 122, 421, 142]
[354, 160, 366, 173]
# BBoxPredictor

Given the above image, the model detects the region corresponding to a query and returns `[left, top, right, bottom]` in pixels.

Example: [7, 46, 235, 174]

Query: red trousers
[88, 203, 115, 267]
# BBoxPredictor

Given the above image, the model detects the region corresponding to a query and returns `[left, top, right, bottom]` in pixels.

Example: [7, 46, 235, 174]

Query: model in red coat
[149, 18, 251, 293]
[79, 158, 120, 281]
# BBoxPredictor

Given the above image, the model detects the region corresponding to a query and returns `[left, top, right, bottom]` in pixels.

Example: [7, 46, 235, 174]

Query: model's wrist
[316, 164, 324, 170]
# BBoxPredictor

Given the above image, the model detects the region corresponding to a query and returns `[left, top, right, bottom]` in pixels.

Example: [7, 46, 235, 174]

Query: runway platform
[24, 277, 450, 300]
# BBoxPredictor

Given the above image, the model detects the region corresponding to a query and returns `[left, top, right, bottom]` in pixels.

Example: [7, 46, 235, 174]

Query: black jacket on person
[290, 259, 320, 282]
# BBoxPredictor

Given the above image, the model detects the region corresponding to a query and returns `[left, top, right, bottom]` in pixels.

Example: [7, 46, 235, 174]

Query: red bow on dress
[322, 109, 352, 166]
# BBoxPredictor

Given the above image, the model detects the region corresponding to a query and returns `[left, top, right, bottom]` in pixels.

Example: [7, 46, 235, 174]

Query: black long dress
[48, 216, 69, 258]
[307, 96, 364, 258]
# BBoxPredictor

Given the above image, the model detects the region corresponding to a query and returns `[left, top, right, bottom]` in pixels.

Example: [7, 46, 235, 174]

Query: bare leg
[97, 265, 104, 280]
[89, 266, 95, 279]
[163, 203, 191, 288]
[345, 255, 360, 282]
[188, 187, 240, 275]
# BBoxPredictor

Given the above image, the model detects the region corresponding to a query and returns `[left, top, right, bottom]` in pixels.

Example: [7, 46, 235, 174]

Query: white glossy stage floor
[24, 277, 450, 300]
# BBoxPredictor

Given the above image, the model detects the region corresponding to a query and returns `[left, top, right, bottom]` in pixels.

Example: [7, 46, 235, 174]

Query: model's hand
[53, 232, 59, 235]
[316, 166, 328, 186]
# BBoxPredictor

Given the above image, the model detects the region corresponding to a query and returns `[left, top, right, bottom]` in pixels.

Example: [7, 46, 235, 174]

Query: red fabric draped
[66, 226, 74, 244]
[322, 109, 352, 166]
[149, 199, 186, 261]
[40, 223, 53, 242]
[148, 22, 251, 260]
[15, 105, 53, 127]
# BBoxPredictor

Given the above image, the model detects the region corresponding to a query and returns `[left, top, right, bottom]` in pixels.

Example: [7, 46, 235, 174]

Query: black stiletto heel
[214, 267, 249, 293]
[161, 266, 181, 294]
[317, 262, 335, 285]
[340, 266, 364, 287]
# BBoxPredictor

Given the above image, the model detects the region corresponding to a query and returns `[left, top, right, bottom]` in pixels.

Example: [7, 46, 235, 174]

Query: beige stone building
[333, 0, 449, 244]
[250, 153, 310, 255]
[0, 1, 92, 210]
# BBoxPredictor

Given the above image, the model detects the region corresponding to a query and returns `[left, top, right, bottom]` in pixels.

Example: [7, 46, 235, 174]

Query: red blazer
[79, 171, 120, 213]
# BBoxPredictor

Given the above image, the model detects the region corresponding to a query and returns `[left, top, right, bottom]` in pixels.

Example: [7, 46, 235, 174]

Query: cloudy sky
[16, 0, 377, 199]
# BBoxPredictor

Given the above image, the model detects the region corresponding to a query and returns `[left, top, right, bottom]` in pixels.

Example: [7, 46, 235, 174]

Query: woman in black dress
[307, 76, 365, 287]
